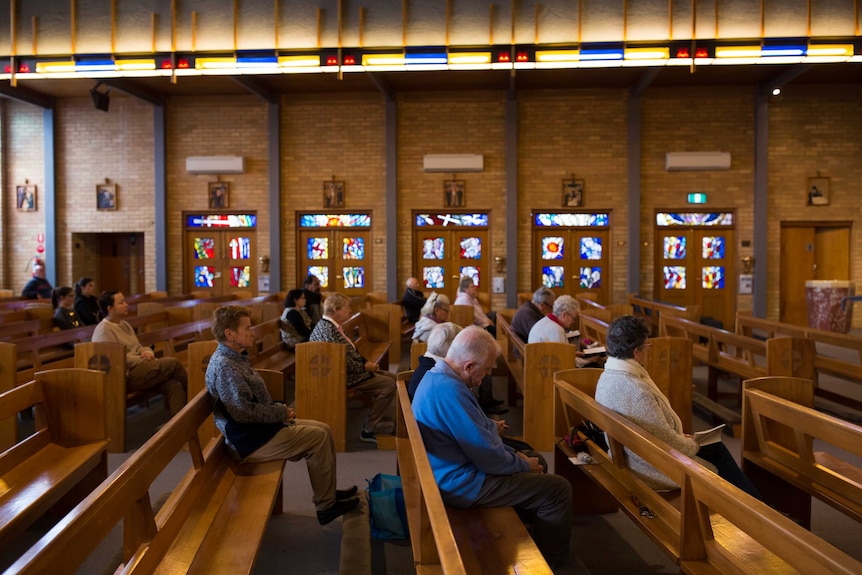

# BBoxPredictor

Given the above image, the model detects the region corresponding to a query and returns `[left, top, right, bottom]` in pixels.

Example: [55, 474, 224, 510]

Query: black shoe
[359, 429, 377, 444]
[336, 485, 358, 500]
[489, 398, 505, 405]
[317, 497, 359, 525]
[482, 404, 510, 415]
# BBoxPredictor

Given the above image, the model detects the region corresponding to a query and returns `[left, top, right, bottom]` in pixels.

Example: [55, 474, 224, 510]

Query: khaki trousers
[127, 357, 188, 415]
[352, 370, 397, 434]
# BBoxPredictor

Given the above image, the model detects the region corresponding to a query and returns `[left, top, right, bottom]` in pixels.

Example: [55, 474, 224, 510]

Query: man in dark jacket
[401, 277, 427, 323]
[510, 287, 555, 342]
[21, 263, 53, 299]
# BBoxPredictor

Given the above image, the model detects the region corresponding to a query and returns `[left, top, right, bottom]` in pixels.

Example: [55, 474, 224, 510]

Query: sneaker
[336, 485, 358, 500]
[317, 497, 359, 525]
[359, 429, 378, 444]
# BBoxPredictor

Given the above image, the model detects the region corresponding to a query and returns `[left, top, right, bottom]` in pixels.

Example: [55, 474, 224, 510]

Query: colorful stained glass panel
[342, 237, 364, 260]
[580, 267, 602, 288]
[534, 213, 609, 227]
[664, 236, 687, 259]
[186, 214, 256, 228]
[423, 237, 445, 260]
[307, 266, 329, 288]
[656, 212, 733, 227]
[542, 266, 564, 288]
[415, 213, 488, 227]
[460, 237, 481, 259]
[228, 237, 251, 259]
[343, 267, 365, 288]
[230, 266, 251, 288]
[461, 266, 480, 286]
[423, 266, 445, 289]
[702, 236, 726, 259]
[542, 237, 564, 260]
[299, 214, 371, 228]
[702, 266, 725, 289]
[307, 238, 329, 260]
[580, 237, 602, 260]
[663, 266, 686, 289]
[194, 266, 215, 288]
[194, 237, 215, 259]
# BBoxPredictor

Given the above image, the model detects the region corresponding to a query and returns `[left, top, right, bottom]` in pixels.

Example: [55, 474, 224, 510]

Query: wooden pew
[0, 317, 56, 341]
[742, 376, 862, 529]
[576, 296, 633, 324]
[495, 309, 526, 402]
[395, 380, 552, 574]
[642, 337, 693, 433]
[522, 342, 576, 451]
[410, 340, 427, 370]
[6, 389, 285, 575]
[552, 370, 862, 575]
[627, 293, 700, 336]
[579, 313, 610, 346]
[449, 305, 474, 329]
[247, 318, 296, 384]
[0, 368, 109, 550]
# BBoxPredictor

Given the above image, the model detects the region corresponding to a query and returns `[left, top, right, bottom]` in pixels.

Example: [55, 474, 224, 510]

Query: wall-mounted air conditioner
[665, 152, 731, 171]
[186, 156, 246, 174]
[423, 154, 484, 172]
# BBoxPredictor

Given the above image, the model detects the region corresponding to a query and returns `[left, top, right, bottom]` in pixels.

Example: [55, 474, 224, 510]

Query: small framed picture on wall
[443, 180, 465, 208]
[96, 183, 117, 211]
[323, 180, 345, 208]
[16, 184, 36, 211]
[208, 181, 230, 209]
[807, 176, 829, 206]
[562, 178, 584, 207]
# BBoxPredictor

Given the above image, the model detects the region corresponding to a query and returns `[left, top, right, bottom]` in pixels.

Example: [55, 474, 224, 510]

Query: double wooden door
[532, 228, 611, 304]
[184, 213, 257, 296]
[298, 229, 372, 296]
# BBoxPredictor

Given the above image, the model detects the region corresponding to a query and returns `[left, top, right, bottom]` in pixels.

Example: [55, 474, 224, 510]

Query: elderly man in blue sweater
[412, 326, 572, 568]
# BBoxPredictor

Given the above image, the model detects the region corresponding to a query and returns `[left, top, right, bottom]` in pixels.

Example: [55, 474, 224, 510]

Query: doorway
[72, 233, 145, 296]
[298, 212, 374, 296]
[780, 222, 852, 326]
[183, 212, 258, 296]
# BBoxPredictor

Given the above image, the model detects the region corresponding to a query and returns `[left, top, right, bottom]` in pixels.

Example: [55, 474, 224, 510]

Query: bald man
[401, 277, 427, 323]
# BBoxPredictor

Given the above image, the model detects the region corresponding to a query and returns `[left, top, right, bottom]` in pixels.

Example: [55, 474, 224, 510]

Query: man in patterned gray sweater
[206, 305, 359, 525]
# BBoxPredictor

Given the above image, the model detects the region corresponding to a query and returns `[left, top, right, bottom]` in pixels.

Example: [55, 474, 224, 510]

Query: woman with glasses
[595, 315, 760, 497]
[412, 292, 451, 343]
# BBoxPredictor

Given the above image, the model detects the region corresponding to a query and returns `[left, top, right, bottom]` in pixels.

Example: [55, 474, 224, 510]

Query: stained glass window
[230, 266, 251, 288]
[534, 213, 609, 227]
[460, 237, 481, 259]
[343, 237, 365, 260]
[187, 214, 256, 228]
[228, 237, 251, 259]
[415, 213, 488, 227]
[656, 212, 733, 227]
[580, 237, 602, 260]
[307, 238, 328, 260]
[194, 266, 215, 288]
[702, 236, 725, 259]
[663, 266, 686, 289]
[307, 266, 329, 288]
[542, 266, 564, 288]
[542, 237, 564, 260]
[461, 266, 480, 286]
[702, 266, 725, 289]
[299, 214, 371, 228]
[423, 266, 445, 289]
[423, 237, 445, 259]
[343, 267, 365, 288]
[580, 267, 602, 288]
[664, 236, 687, 259]
[194, 238, 215, 259]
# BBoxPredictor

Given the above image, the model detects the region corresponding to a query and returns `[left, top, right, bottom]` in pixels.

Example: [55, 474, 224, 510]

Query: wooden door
[98, 233, 145, 296]
[184, 213, 257, 296]
[299, 229, 372, 296]
[780, 223, 851, 325]
[414, 227, 490, 304]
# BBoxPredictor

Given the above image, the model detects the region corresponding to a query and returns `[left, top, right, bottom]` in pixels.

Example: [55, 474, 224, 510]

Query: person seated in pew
[308, 292, 396, 444]
[51, 286, 82, 330]
[412, 327, 572, 569]
[73, 276, 100, 325]
[302, 274, 324, 328]
[412, 292, 450, 343]
[454, 276, 496, 337]
[596, 315, 761, 498]
[93, 291, 188, 416]
[527, 295, 601, 368]
[410, 322, 541, 467]
[21, 262, 53, 300]
[280, 288, 313, 349]
[206, 306, 360, 525]
[401, 277, 427, 324]
[510, 286, 555, 342]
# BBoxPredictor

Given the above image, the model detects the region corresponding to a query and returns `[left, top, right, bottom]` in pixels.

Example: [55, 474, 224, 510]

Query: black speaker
[90, 87, 110, 112]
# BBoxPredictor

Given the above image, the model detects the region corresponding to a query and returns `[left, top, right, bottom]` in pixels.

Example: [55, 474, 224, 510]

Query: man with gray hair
[528, 294, 580, 344]
[510, 286, 555, 342]
[412, 327, 572, 568]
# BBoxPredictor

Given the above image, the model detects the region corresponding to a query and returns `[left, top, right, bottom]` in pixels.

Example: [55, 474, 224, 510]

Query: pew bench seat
[249, 318, 297, 380]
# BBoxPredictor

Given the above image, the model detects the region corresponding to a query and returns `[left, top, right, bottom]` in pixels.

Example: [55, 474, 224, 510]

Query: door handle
[451, 275, 459, 279]
[214, 272, 222, 279]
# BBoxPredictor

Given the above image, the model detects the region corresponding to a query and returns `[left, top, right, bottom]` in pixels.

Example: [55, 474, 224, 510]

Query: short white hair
[553, 295, 579, 317]
[446, 326, 499, 366]
[426, 322, 462, 357]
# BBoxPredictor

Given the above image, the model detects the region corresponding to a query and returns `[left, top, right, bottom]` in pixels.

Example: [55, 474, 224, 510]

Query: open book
[693, 424, 725, 447]
[582, 346, 607, 357]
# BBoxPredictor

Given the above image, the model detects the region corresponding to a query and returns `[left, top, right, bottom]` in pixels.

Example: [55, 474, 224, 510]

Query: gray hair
[322, 292, 350, 315]
[532, 286, 556, 306]
[458, 276, 475, 292]
[426, 322, 462, 357]
[421, 292, 450, 316]
[553, 294, 580, 317]
[446, 326, 499, 366]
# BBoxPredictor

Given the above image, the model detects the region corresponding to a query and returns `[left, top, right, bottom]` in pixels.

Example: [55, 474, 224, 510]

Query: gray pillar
[43, 108, 56, 286]
[627, 93, 642, 297]
[753, 93, 769, 318]
[154, 105, 167, 291]
[384, 96, 398, 302]
[268, 101, 282, 293]
[505, 88, 518, 309]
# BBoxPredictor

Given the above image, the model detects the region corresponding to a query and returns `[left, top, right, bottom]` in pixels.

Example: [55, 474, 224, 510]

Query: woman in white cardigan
[595, 315, 760, 498]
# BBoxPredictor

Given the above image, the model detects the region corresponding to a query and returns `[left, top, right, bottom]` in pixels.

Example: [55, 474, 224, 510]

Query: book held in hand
[693, 424, 725, 446]
[582, 346, 607, 357]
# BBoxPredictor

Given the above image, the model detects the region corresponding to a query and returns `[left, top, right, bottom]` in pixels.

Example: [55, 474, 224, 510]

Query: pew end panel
[449, 305, 474, 329]
[74, 341, 128, 453]
[644, 337, 694, 434]
[296, 342, 348, 452]
[410, 340, 427, 370]
[522, 342, 575, 451]
[187, 340, 220, 444]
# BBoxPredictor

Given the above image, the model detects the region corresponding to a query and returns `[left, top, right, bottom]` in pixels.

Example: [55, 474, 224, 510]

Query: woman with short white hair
[412, 292, 451, 343]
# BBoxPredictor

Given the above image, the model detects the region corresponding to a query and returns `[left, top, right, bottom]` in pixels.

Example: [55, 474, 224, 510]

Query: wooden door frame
[296, 210, 374, 294]
[182, 211, 258, 295]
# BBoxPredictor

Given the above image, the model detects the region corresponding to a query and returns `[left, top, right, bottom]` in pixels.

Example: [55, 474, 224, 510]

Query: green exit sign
[687, 193, 707, 204]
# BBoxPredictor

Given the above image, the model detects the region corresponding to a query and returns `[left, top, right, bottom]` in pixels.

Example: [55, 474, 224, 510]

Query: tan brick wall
[281, 93, 386, 293]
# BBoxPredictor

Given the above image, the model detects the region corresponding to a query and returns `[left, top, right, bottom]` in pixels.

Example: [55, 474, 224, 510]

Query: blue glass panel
[299, 214, 372, 228]
[702, 236, 725, 259]
[415, 213, 489, 227]
[542, 266, 565, 288]
[663, 266, 686, 289]
[343, 267, 365, 288]
[702, 266, 725, 289]
[663, 236, 686, 259]
[194, 266, 215, 288]
[580, 267, 602, 288]
[342, 237, 364, 260]
[423, 266, 445, 289]
[307, 266, 329, 288]
[230, 266, 250, 288]
[534, 213, 609, 227]
[228, 237, 251, 259]
[460, 266, 480, 287]
[423, 237, 445, 259]
[542, 237, 564, 260]
[194, 238, 215, 259]
[655, 212, 733, 227]
[460, 237, 481, 259]
[187, 214, 257, 228]
[580, 237, 602, 260]
[307, 238, 329, 260]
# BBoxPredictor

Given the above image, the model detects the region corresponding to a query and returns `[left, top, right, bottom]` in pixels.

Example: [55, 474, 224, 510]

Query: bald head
[444, 327, 500, 388]
[406, 277, 422, 290]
